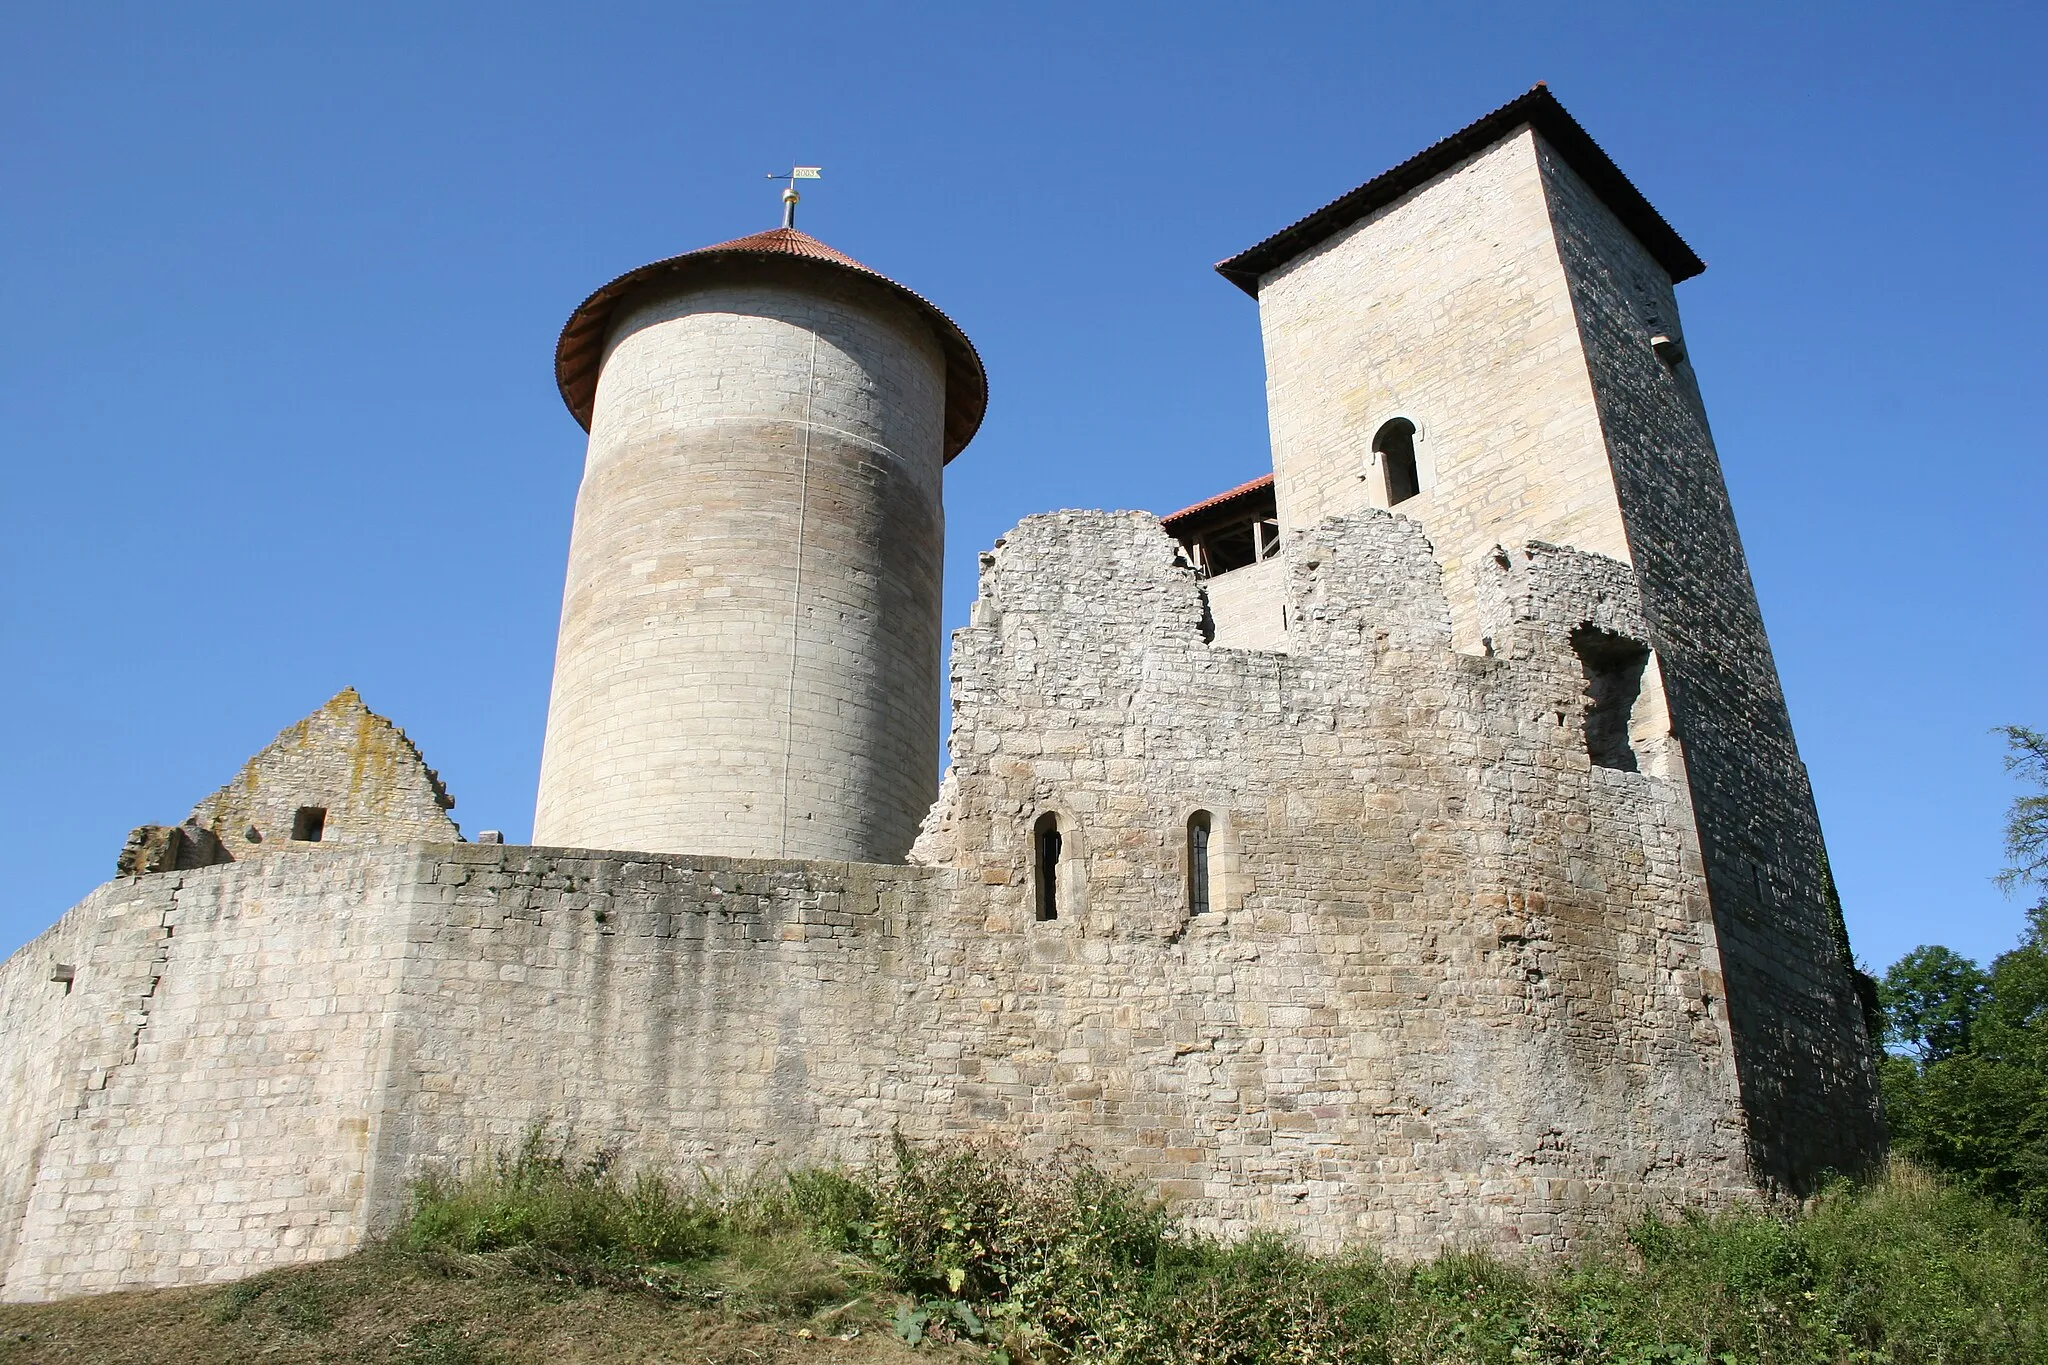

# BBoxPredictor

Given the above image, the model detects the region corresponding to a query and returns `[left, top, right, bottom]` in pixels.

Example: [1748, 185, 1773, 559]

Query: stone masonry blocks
[4, 510, 1770, 1300]
[533, 264, 949, 865]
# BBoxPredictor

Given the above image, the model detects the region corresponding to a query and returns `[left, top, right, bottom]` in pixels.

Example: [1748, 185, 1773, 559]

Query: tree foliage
[1999, 725, 2048, 895]
[1881, 946, 1990, 1062]
[1878, 727, 2048, 1223]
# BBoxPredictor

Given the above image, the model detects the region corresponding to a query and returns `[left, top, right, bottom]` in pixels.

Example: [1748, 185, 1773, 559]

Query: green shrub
[399, 1132, 2048, 1364]
[401, 1125, 723, 1268]
[1506, 1165, 2048, 1365]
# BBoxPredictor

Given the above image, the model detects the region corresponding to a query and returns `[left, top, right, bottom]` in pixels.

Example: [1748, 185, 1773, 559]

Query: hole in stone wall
[1187, 811, 1213, 914]
[292, 806, 328, 842]
[1033, 813, 1062, 921]
[1571, 626, 1651, 772]
[1374, 418, 1420, 506]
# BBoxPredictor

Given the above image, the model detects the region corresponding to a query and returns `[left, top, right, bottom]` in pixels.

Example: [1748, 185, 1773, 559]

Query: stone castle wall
[1245, 120, 1883, 1183]
[909, 511, 1754, 1247]
[0, 851, 416, 1300]
[1203, 556, 1289, 651]
[0, 844, 944, 1302]
[2, 510, 1767, 1301]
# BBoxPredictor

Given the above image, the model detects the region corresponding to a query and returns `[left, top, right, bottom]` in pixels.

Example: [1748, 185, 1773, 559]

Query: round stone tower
[533, 227, 986, 862]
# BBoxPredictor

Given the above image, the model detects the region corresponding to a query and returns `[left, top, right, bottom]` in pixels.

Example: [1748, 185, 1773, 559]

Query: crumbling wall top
[187, 688, 459, 852]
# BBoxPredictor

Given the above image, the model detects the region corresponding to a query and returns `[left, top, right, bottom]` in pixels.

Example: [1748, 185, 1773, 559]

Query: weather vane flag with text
[770, 165, 822, 227]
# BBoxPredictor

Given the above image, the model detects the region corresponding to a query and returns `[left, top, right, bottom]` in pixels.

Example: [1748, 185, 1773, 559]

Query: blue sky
[2, 3, 2041, 970]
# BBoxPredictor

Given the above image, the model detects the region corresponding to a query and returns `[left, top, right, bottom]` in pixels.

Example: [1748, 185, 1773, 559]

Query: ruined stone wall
[362, 848, 941, 1211]
[1532, 145, 1885, 1182]
[2, 511, 1779, 1299]
[188, 688, 458, 851]
[0, 847, 949, 1302]
[0, 881, 151, 1289]
[1253, 129, 1632, 650]
[910, 511, 1755, 1251]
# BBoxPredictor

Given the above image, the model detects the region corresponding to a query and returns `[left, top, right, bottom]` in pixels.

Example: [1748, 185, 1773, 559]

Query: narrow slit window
[1374, 418, 1420, 506]
[1034, 813, 1061, 921]
[1187, 812, 1212, 915]
[1571, 627, 1651, 772]
[292, 806, 328, 842]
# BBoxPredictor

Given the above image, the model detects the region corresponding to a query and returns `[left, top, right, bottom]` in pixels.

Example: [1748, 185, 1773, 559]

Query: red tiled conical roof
[694, 226, 867, 267]
[554, 227, 987, 462]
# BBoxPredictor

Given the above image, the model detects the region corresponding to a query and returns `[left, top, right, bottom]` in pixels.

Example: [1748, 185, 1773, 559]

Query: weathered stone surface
[913, 510, 1753, 1252]
[114, 824, 229, 877]
[6, 511, 1766, 1300]
[1246, 123, 1882, 1183]
[532, 265, 949, 866]
[187, 688, 458, 852]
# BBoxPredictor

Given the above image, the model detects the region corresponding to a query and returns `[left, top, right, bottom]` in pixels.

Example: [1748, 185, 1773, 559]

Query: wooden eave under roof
[1214, 84, 1705, 297]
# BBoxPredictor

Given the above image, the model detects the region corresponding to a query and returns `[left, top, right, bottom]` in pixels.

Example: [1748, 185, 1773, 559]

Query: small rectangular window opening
[1572, 627, 1650, 772]
[1034, 815, 1061, 921]
[292, 806, 328, 842]
[1187, 814, 1212, 915]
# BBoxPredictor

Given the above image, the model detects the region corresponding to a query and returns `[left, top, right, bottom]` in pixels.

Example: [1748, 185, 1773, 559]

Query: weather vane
[766, 165, 822, 228]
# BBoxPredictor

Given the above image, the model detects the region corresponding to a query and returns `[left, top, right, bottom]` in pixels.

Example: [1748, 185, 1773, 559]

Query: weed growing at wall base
[386, 1135, 2048, 1365]
[3, 1142, 2042, 1363]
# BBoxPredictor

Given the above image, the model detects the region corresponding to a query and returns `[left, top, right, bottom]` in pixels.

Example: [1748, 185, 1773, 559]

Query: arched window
[1033, 813, 1062, 921]
[1187, 811, 1212, 914]
[1374, 418, 1420, 506]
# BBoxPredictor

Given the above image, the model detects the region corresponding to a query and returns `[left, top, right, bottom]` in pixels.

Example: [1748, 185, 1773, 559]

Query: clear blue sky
[3, 3, 2041, 971]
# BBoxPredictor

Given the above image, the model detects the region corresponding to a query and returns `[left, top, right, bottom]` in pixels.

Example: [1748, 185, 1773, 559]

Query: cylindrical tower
[534, 227, 986, 862]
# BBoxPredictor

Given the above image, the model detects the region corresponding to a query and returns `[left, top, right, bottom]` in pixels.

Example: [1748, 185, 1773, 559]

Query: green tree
[1880, 946, 1989, 1062]
[1997, 725, 2048, 896]
[1878, 727, 2048, 1222]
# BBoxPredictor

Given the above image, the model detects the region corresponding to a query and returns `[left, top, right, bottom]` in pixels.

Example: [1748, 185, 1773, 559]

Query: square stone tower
[1218, 86, 1884, 1188]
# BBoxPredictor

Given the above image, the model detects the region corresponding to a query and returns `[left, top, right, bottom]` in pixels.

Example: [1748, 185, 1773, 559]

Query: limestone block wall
[1253, 129, 1632, 649]
[533, 263, 950, 865]
[3, 509, 1851, 1297]
[0, 880, 159, 1289]
[188, 688, 459, 851]
[1203, 556, 1289, 651]
[0, 851, 417, 1301]
[911, 510, 1756, 1253]
[1533, 144, 1885, 1180]
[362, 848, 941, 1203]
[0, 846, 951, 1302]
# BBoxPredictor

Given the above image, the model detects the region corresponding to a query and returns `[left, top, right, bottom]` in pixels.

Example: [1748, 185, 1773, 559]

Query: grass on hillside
[3, 1134, 2045, 1365]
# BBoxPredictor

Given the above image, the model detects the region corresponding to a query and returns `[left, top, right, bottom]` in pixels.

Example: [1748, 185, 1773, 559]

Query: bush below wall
[8, 1138, 2037, 1365]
